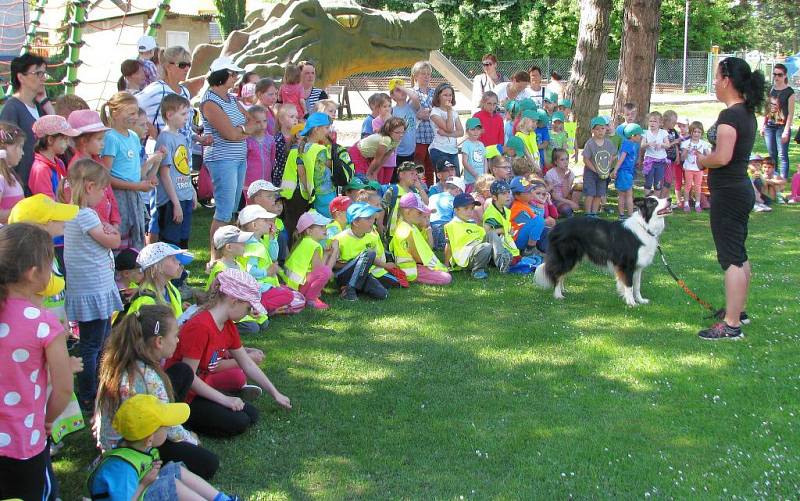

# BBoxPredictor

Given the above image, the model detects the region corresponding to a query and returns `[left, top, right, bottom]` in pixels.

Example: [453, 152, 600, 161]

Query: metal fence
[336, 54, 712, 93]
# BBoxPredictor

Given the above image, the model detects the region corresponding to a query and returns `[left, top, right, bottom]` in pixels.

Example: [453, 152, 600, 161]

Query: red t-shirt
[166, 310, 242, 393]
[474, 110, 504, 147]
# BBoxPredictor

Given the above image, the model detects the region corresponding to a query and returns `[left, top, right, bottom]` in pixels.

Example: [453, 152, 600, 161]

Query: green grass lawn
[52, 134, 800, 499]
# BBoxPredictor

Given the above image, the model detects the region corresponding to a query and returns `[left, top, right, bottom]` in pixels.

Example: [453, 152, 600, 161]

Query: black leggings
[0, 445, 58, 501]
[185, 397, 259, 437]
[162, 363, 220, 479]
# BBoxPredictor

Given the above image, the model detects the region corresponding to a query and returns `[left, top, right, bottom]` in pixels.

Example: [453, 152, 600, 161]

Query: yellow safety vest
[283, 236, 323, 290]
[334, 229, 387, 277]
[128, 282, 183, 318]
[237, 240, 280, 288]
[387, 185, 408, 238]
[482, 202, 520, 257]
[390, 220, 446, 281]
[280, 143, 327, 201]
[444, 218, 486, 269]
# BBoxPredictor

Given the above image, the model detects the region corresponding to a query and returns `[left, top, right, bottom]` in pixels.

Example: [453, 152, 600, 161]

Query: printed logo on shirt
[173, 144, 191, 175]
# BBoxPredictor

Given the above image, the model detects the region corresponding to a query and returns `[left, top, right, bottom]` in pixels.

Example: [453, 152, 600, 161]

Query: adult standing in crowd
[697, 57, 764, 340]
[494, 71, 533, 107]
[412, 60, 437, 185]
[471, 53, 506, 110]
[546, 71, 564, 101]
[200, 57, 254, 261]
[528, 65, 547, 106]
[0, 53, 55, 193]
[762, 62, 795, 179]
[137, 46, 197, 143]
[299, 61, 328, 116]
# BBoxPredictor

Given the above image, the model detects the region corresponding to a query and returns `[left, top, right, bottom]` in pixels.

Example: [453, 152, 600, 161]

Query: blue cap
[551, 111, 566, 123]
[509, 176, 534, 194]
[346, 202, 381, 223]
[299, 112, 332, 137]
[490, 179, 511, 195]
[453, 193, 480, 209]
[590, 116, 607, 129]
[615, 124, 626, 137]
[623, 123, 643, 138]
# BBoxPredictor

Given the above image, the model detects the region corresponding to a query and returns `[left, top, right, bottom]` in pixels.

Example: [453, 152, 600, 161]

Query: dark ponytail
[0, 223, 54, 312]
[720, 57, 765, 113]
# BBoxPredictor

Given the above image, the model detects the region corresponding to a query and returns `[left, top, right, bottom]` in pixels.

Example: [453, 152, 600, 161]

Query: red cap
[329, 195, 352, 214]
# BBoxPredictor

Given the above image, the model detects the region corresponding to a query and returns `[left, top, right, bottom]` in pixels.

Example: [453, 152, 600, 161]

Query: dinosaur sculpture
[187, 0, 443, 87]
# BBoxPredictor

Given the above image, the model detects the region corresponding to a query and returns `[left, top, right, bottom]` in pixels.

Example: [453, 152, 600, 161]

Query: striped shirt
[201, 90, 247, 163]
[137, 81, 195, 145]
[414, 87, 436, 145]
[303, 87, 328, 116]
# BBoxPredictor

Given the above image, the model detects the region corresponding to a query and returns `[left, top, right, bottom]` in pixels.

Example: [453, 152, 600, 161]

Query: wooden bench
[326, 84, 352, 119]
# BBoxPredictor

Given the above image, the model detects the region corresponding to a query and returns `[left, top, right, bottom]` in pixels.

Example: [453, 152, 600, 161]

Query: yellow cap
[289, 123, 305, 137]
[388, 77, 405, 93]
[39, 273, 64, 297]
[8, 194, 78, 224]
[112, 394, 190, 441]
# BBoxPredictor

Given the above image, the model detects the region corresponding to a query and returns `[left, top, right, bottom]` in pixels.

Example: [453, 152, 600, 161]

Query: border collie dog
[534, 197, 672, 306]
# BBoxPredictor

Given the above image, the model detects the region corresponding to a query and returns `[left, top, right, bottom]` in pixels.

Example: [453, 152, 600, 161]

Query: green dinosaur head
[193, 0, 443, 87]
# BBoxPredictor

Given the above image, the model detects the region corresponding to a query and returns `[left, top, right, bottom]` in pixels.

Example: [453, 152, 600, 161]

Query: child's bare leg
[584, 195, 594, 213]
[617, 194, 625, 215]
[625, 191, 634, 215]
[177, 466, 220, 500]
[174, 479, 206, 500]
[592, 197, 602, 214]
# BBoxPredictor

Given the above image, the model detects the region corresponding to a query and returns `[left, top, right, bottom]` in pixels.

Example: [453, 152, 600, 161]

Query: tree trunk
[612, 0, 663, 124]
[565, 0, 613, 147]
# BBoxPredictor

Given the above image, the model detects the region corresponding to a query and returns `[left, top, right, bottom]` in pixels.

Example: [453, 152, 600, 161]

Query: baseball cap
[453, 193, 480, 208]
[445, 176, 466, 193]
[238, 204, 277, 226]
[67, 110, 109, 135]
[289, 123, 305, 137]
[509, 176, 534, 194]
[505, 101, 520, 118]
[346, 202, 381, 223]
[465, 117, 482, 130]
[558, 98, 572, 107]
[32, 115, 80, 139]
[214, 268, 268, 316]
[388, 77, 405, 92]
[748, 153, 763, 162]
[113, 394, 189, 442]
[296, 211, 331, 234]
[490, 179, 511, 195]
[136, 35, 157, 53]
[137, 243, 194, 270]
[590, 116, 607, 129]
[344, 178, 366, 191]
[677, 116, 690, 125]
[398, 192, 431, 214]
[364, 180, 382, 192]
[485, 144, 501, 159]
[521, 109, 538, 121]
[504, 136, 526, 155]
[299, 112, 332, 137]
[615, 124, 626, 137]
[518, 98, 537, 114]
[551, 111, 566, 123]
[329, 195, 352, 214]
[114, 248, 140, 272]
[396, 161, 418, 173]
[240, 83, 256, 98]
[209, 56, 243, 73]
[536, 109, 551, 124]
[544, 90, 559, 103]
[246, 179, 280, 200]
[435, 158, 455, 172]
[7, 194, 78, 224]
[213, 225, 254, 250]
[623, 123, 644, 138]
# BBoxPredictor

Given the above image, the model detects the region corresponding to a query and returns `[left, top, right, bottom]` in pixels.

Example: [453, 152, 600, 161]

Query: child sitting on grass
[428, 158, 456, 196]
[482, 179, 519, 273]
[247, 180, 288, 264]
[444, 193, 494, 279]
[283, 211, 338, 309]
[544, 148, 579, 217]
[428, 176, 464, 250]
[390, 192, 451, 285]
[510, 176, 548, 257]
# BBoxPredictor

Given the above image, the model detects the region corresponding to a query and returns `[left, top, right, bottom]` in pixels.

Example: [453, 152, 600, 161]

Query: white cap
[137, 35, 157, 53]
[137, 243, 193, 270]
[445, 176, 466, 193]
[238, 205, 277, 226]
[213, 225, 254, 250]
[246, 180, 280, 200]
[677, 116, 690, 125]
[209, 56, 244, 74]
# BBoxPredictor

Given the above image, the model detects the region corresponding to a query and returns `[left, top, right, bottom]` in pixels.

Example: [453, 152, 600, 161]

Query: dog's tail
[533, 263, 552, 288]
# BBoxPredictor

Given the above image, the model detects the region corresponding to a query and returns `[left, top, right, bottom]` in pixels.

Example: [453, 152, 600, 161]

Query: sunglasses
[172, 62, 191, 69]
[482, 62, 493, 66]
[773, 73, 785, 77]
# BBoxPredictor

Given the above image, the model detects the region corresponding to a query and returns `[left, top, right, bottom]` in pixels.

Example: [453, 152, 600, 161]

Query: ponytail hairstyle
[96, 304, 176, 416]
[0, 223, 54, 312]
[100, 91, 139, 126]
[117, 59, 142, 91]
[0, 121, 25, 188]
[718, 57, 766, 113]
[64, 158, 111, 207]
[774, 63, 790, 85]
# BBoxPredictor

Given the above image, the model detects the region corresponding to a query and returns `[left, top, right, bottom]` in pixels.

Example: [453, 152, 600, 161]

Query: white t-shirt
[680, 139, 711, 171]
[429, 107, 459, 154]
[643, 129, 669, 160]
[494, 83, 535, 106]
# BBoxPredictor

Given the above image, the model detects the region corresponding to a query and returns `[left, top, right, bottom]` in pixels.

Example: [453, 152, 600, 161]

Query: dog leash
[656, 245, 723, 319]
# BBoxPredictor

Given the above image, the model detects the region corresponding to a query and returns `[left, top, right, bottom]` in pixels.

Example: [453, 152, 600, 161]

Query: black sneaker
[714, 309, 750, 325]
[238, 384, 262, 402]
[341, 286, 358, 301]
[698, 322, 744, 341]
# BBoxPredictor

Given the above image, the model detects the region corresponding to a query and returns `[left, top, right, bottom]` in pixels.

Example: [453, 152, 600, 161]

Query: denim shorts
[582, 169, 607, 197]
[207, 158, 247, 222]
[143, 461, 181, 501]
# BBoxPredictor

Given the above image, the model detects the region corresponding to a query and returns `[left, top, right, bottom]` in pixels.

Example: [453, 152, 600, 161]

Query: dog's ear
[633, 197, 647, 211]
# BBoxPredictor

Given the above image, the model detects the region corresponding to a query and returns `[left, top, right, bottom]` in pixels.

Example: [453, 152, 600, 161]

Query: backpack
[330, 142, 355, 188]
[380, 184, 401, 258]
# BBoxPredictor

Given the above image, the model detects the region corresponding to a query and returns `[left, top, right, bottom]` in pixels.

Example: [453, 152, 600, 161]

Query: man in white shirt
[494, 71, 535, 108]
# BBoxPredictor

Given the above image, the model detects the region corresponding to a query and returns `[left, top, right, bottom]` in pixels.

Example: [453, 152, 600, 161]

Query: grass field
[52, 132, 800, 499]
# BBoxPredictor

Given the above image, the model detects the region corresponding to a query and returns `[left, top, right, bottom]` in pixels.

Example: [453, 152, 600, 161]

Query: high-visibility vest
[510, 199, 537, 241]
[128, 282, 183, 318]
[238, 240, 280, 288]
[280, 145, 321, 202]
[283, 236, 323, 290]
[444, 218, 486, 269]
[334, 229, 387, 277]
[390, 220, 446, 281]
[482, 202, 520, 257]
[88, 447, 159, 500]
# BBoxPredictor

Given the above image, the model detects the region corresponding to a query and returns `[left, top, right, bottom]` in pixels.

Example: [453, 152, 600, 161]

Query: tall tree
[565, 0, 613, 146]
[214, 0, 246, 38]
[612, 0, 662, 124]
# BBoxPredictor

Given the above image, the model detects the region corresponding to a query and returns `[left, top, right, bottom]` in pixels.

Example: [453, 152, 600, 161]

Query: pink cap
[398, 192, 431, 214]
[296, 211, 331, 234]
[67, 110, 110, 135]
[32, 115, 80, 139]
[215, 269, 267, 317]
[240, 83, 256, 98]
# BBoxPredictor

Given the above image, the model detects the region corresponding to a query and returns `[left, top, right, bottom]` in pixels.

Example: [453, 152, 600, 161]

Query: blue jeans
[77, 318, 111, 410]
[429, 148, 460, 176]
[207, 158, 247, 222]
[513, 217, 549, 253]
[764, 125, 792, 179]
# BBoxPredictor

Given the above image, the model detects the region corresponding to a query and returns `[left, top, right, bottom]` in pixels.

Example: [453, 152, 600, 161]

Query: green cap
[485, 144, 501, 159]
[551, 111, 566, 123]
[623, 123, 643, 138]
[558, 98, 572, 107]
[544, 90, 558, 103]
[505, 101, 520, 118]
[364, 180, 382, 191]
[521, 109, 538, 121]
[504, 136, 526, 156]
[590, 116, 607, 129]
[345, 178, 366, 191]
[518, 98, 537, 114]
[536, 109, 550, 125]
[465, 117, 482, 130]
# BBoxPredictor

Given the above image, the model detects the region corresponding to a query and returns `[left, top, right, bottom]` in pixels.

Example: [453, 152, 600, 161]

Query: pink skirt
[348, 144, 370, 176]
